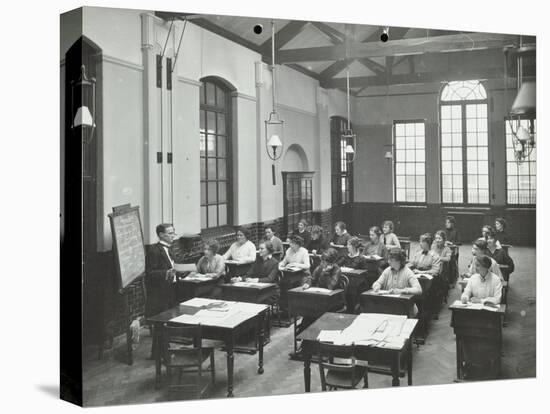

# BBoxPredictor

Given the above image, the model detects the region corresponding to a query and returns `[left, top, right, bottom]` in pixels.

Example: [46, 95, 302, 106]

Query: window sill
[394, 204, 428, 209]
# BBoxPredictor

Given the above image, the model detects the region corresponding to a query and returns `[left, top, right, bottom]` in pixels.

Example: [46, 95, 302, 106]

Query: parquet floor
[82, 245, 536, 406]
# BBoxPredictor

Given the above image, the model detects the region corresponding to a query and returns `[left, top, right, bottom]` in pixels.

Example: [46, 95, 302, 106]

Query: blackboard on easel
[108, 204, 146, 290]
[107, 204, 146, 365]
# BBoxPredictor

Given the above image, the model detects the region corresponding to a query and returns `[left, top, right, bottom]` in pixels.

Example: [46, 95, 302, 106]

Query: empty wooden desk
[297, 312, 417, 390]
[147, 298, 269, 397]
[287, 287, 345, 355]
[359, 290, 416, 317]
[221, 282, 278, 304]
[450, 301, 505, 381]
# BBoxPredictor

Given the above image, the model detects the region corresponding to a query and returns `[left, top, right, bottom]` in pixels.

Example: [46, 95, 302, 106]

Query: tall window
[440, 80, 489, 204]
[506, 118, 536, 205]
[331, 116, 353, 206]
[200, 79, 232, 229]
[283, 172, 313, 236]
[394, 120, 426, 203]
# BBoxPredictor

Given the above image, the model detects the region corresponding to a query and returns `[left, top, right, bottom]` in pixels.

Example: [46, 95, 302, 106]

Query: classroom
[60, 5, 537, 406]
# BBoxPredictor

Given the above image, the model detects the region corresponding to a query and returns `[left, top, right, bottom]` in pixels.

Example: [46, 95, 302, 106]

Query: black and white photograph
[57, 3, 541, 407]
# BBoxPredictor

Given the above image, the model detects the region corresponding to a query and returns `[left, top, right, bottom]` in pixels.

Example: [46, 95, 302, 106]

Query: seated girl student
[279, 235, 311, 273]
[295, 219, 311, 248]
[330, 221, 352, 248]
[409, 233, 441, 277]
[481, 224, 502, 248]
[222, 227, 257, 264]
[302, 248, 343, 290]
[336, 236, 368, 269]
[461, 255, 502, 305]
[465, 238, 503, 280]
[444, 215, 460, 245]
[372, 248, 422, 315]
[363, 226, 388, 259]
[431, 230, 452, 264]
[231, 241, 280, 303]
[306, 225, 329, 254]
[194, 240, 226, 279]
[486, 230, 515, 276]
[494, 217, 511, 245]
[380, 220, 401, 249]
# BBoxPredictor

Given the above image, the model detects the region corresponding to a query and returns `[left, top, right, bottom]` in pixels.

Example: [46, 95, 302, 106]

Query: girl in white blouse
[222, 228, 256, 263]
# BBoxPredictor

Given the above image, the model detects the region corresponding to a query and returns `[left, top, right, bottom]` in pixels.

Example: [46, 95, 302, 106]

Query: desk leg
[293, 317, 297, 354]
[154, 324, 162, 389]
[391, 354, 400, 386]
[226, 336, 235, 397]
[258, 313, 265, 374]
[456, 337, 462, 380]
[304, 355, 311, 392]
[407, 339, 413, 386]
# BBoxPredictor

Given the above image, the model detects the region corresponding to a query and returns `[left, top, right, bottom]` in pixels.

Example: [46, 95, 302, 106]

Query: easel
[107, 204, 147, 365]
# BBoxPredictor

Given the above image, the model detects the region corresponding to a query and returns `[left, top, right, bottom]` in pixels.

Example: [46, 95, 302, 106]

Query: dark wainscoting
[350, 202, 535, 247]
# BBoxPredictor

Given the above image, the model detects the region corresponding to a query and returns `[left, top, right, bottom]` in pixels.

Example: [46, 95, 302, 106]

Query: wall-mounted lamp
[265, 21, 284, 185]
[384, 151, 393, 160]
[71, 64, 96, 145]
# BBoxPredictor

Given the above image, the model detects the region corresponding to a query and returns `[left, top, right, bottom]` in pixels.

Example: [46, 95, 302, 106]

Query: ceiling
[155, 11, 536, 96]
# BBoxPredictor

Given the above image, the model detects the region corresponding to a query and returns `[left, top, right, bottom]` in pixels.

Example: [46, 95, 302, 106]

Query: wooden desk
[450, 301, 505, 381]
[287, 287, 345, 355]
[224, 261, 253, 280]
[340, 267, 369, 313]
[279, 268, 307, 312]
[177, 276, 219, 301]
[147, 300, 269, 397]
[298, 312, 417, 389]
[359, 290, 416, 317]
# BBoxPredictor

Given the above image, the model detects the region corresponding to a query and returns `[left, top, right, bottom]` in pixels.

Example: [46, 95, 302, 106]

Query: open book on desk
[174, 263, 197, 272]
[303, 287, 332, 294]
[232, 281, 273, 288]
[451, 300, 499, 312]
[369, 290, 402, 298]
[184, 273, 213, 281]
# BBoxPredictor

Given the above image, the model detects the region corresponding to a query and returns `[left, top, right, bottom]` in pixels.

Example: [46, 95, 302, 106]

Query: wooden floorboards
[81, 245, 536, 406]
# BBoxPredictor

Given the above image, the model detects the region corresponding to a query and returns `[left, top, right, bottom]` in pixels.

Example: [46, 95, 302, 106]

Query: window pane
[441, 120, 452, 134]
[201, 206, 207, 229]
[218, 136, 227, 158]
[218, 159, 227, 180]
[200, 133, 206, 156]
[395, 123, 405, 136]
[207, 158, 216, 180]
[442, 133, 452, 147]
[218, 182, 227, 203]
[406, 136, 415, 149]
[416, 123, 425, 136]
[452, 133, 461, 146]
[218, 204, 227, 226]
[206, 82, 216, 106]
[200, 111, 205, 133]
[217, 113, 226, 135]
[396, 136, 405, 148]
[199, 83, 205, 105]
[200, 157, 206, 179]
[207, 135, 216, 156]
[207, 111, 216, 134]
[200, 182, 206, 205]
[396, 175, 405, 188]
[416, 149, 425, 162]
[207, 182, 217, 204]
[208, 205, 218, 227]
[216, 86, 226, 108]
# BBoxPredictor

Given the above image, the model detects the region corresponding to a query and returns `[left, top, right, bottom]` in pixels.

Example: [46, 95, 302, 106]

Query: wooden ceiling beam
[260, 20, 309, 58]
[357, 58, 385, 75]
[362, 26, 410, 43]
[310, 22, 345, 44]
[319, 59, 351, 83]
[277, 33, 523, 63]
[190, 18, 263, 54]
[285, 63, 322, 82]
[323, 67, 512, 88]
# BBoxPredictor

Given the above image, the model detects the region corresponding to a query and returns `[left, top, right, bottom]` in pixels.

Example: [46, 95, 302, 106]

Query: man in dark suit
[145, 223, 177, 318]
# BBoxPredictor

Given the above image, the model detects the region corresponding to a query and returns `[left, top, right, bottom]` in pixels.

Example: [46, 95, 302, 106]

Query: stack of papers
[173, 299, 268, 328]
[304, 287, 332, 294]
[315, 313, 414, 349]
[181, 297, 232, 308]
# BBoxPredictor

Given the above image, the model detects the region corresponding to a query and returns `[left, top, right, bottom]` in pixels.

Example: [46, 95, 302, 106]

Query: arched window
[331, 116, 354, 206]
[199, 79, 232, 229]
[440, 80, 489, 204]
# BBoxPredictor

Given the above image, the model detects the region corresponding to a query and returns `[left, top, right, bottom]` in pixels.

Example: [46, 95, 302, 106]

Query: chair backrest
[397, 236, 411, 259]
[162, 324, 203, 366]
[338, 274, 350, 292]
[318, 342, 358, 388]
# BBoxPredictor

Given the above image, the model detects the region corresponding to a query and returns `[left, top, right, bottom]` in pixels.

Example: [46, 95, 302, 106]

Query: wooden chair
[161, 324, 215, 399]
[318, 342, 368, 390]
[397, 236, 411, 259]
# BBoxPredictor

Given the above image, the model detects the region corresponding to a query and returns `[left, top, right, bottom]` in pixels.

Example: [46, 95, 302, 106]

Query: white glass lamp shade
[73, 106, 94, 128]
[344, 144, 355, 154]
[516, 125, 531, 143]
[267, 134, 282, 149]
[511, 81, 536, 116]
[384, 151, 393, 159]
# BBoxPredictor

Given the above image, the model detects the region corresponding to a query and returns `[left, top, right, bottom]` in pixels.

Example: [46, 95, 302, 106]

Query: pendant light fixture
[342, 26, 356, 163]
[265, 20, 284, 185]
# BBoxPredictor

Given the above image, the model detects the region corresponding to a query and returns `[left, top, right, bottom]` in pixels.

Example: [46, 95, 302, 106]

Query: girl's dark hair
[347, 236, 363, 249]
[495, 217, 507, 230]
[321, 248, 339, 264]
[369, 226, 382, 236]
[446, 215, 456, 226]
[387, 247, 407, 267]
[289, 235, 304, 247]
[235, 227, 251, 240]
[420, 233, 434, 246]
[310, 225, 323, 235]
[261, 240, 275, 254]
[473, 238, 488, 251]
[475, 255, 492, 270]
[435, 230, 447, 242]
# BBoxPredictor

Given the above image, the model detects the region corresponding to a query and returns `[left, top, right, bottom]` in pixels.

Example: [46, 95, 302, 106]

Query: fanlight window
[441, 80, 487, 102]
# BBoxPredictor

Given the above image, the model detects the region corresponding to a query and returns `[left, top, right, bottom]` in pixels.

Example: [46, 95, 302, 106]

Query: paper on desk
[232, 281, 272, 288]
[317, 330, 342, 342]
[181, 298, 231, 308]
[451, 300, 498, 311]
[340, 267, 354, 273]
[185, 273, 212, 281]
[366, 254, 382, 260]
[416, 273, 433, 280]
[305, 287, 332, 294]
[174, 263, 197, 272]
[284, 265, 303, 272]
